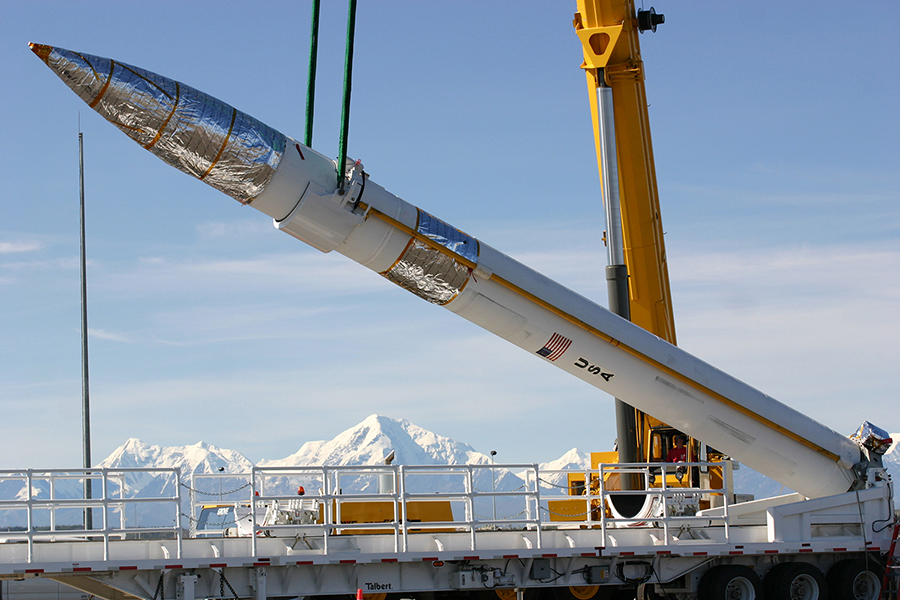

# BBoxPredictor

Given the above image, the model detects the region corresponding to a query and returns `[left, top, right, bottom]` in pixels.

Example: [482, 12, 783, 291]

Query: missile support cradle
[21, 42, 898, 599]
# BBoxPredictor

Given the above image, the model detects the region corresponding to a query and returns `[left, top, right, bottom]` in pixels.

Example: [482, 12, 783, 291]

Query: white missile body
[257, 144, 861, 499]
[32, 44, 862, 499]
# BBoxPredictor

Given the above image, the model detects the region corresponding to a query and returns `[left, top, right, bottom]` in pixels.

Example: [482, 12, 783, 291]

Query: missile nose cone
[31, 45, 287, 204]
[28, 42, 53, 63]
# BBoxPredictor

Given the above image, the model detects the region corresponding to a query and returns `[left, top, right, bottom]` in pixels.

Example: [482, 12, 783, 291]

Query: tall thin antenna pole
[79, 125, 93, 530]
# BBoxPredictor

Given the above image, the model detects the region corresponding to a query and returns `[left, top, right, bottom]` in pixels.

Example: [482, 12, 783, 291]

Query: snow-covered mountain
[2, 420, 895, 529]
[262, 415, 485, 467]
[0, 439, 257, 528]
[528, 448, 591, 493]
[98, 438, 254, 497]
[884, 433, 900, 477]
[258, 415, 526, 519]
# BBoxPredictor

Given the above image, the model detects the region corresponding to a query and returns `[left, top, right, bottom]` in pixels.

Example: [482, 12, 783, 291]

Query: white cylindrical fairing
[33, 44, 864, 499]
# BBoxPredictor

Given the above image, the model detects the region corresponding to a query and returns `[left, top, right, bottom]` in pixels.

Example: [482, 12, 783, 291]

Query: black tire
[550, 585, 611, 600]
[826, 559, 882, 600]
[698, 565, 763, 600]
[479, 588, 541, 600]
[764, 562, 827, 600]
[636, 582, 666, 600]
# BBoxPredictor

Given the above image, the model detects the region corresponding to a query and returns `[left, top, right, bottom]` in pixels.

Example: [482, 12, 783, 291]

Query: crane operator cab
[547, 429, 737, 524]
[649, 428, 732, 504]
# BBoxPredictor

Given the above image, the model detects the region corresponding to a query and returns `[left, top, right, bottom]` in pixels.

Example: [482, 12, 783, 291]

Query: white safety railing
[0, 468, 183, 562]
[0, 462, 734, 561]
[186, 460, 733, 554]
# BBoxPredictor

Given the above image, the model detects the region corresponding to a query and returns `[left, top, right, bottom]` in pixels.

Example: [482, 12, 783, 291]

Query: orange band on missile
[89, 61, 115, 109]
[200, 108, 237, 181]
[144, 82, 180, 150]
[74, 52, 101, 83]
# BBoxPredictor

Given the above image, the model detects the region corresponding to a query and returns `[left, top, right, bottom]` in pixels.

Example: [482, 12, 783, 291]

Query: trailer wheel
[826, 559, 881, 600]
[479, 588, 539, 600]
[698, 565, 763, 600]
[764, 562, 827, 600]
[551, 585, 609, 600]
[636, 582, 666, 600]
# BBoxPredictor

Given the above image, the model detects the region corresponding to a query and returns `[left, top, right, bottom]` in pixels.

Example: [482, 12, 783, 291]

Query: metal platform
[0, 464, 890, 599]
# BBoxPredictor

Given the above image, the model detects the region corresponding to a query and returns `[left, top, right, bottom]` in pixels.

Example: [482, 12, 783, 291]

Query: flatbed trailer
[0, 464, 894, 599]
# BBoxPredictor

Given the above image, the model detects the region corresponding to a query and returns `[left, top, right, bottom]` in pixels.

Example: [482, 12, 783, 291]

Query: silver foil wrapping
[382, 210, 478, 305]
[34, 45, 285, 203]
[851, 421, 892, 455]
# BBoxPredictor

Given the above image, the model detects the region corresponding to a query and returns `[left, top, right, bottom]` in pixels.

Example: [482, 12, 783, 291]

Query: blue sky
[1, 2, 898, 468]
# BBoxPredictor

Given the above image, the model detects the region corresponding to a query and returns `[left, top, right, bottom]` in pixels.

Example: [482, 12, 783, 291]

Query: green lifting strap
[304, 0, 320, 148]
[338, 0, 358, 192]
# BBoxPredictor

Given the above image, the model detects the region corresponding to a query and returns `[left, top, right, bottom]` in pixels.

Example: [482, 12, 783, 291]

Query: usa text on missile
[30, 43, 869, 499]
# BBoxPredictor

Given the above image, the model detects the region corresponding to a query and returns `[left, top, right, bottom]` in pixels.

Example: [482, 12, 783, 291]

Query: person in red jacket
[666, 435, 688, 463]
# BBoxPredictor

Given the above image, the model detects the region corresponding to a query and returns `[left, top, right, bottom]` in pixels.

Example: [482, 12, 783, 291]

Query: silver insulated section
[31, 44, 285, 203]
[382, 210, 479, 305]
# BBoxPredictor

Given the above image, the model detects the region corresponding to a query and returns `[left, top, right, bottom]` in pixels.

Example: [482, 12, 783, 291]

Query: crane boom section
[574, 0, 675, 345]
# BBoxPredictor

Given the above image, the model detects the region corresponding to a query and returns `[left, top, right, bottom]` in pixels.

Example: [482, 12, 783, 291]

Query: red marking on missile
[296, 144, 305, 160]
[536, 333, 572, 361]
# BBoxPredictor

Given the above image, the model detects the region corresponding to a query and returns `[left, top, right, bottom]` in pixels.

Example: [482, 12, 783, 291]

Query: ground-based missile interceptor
[30, 43, 876, 501]
[17, 22, 899, 599]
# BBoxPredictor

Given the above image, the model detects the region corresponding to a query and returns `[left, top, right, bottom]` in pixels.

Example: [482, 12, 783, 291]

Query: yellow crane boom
[574, 0, 675, 344]
[574, 0, 680, 465]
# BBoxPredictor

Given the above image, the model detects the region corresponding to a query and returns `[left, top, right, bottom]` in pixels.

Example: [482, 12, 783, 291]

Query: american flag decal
[536, 333, 572, 362]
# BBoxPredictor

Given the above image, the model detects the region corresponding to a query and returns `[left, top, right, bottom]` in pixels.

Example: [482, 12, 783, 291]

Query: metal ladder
[882, 522, 900, 600]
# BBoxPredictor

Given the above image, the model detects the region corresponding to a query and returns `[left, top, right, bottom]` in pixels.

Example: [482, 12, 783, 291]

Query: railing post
[660, 463, 670, 544]
[723, 460, 732, 542]
[398, 464, 407, 553]
[531, 464, 543, 549]
[100, 469, 110, 560]
[334, 468, 343, 536]
[115, 473, 124, 531]
[599, 465, 607, 546]
[250, 467, 258, 557]
[175, 468, 184, 559]
[49, 473, 57, 533]
[188, 472, 197, 537]
[467, 465, 478, 550]
[26, 470, 33, 563]
[322, 466, 331, 554]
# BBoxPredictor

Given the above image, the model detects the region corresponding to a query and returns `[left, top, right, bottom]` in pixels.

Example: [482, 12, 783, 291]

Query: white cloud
[88, 328, 135, 343]
[669, 240, 900, 434]
[100, 252, 390, 299]
[195, 219, 273, 239]
[0, 240, 41, 254]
